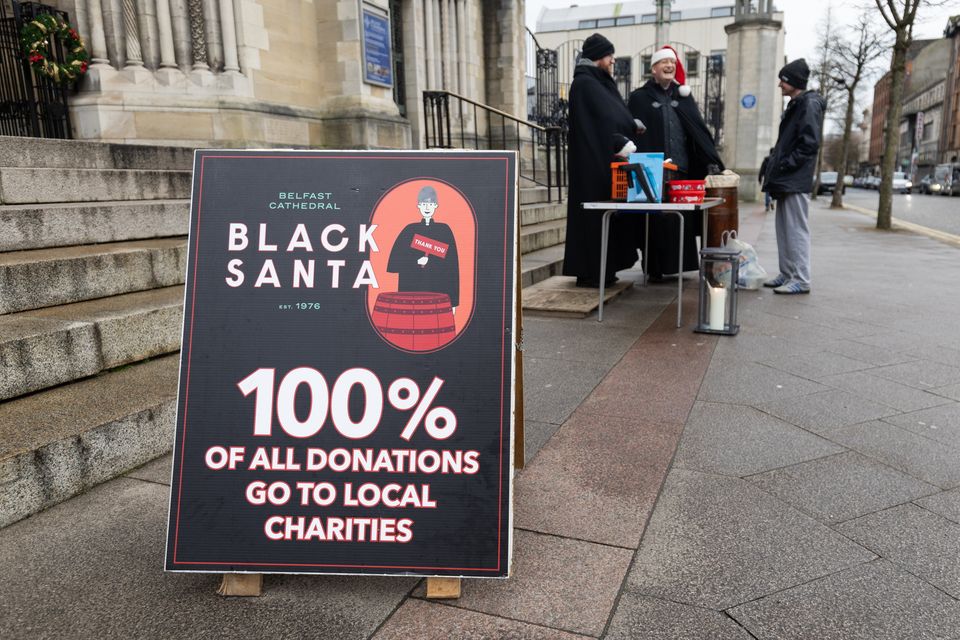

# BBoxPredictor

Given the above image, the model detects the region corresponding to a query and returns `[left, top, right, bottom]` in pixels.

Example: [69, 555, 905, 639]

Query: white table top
[581, 197, 724, 211]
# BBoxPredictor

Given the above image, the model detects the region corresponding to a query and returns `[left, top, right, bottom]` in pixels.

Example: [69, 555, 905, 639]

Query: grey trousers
[774, 193, 811, 286]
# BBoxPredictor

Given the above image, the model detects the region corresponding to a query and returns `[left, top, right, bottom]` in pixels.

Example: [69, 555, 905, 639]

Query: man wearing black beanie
[761, 58, 824, 295]
[562, 33, 641, 288]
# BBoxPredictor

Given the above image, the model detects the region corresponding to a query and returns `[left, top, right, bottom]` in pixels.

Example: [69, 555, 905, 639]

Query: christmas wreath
[20, 13, 89, 83]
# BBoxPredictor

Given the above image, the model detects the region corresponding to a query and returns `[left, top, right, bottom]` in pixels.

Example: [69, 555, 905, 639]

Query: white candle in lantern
[708, 285, 727, 331]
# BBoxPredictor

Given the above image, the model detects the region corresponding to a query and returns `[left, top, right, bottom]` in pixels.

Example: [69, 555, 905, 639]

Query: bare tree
[829, 12, 889, 209]
[810, 7, 840, 201]
[873, 0, 925, 229]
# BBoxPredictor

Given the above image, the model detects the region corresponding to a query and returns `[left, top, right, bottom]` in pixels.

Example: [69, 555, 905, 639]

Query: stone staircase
[0, 137, 566, 528]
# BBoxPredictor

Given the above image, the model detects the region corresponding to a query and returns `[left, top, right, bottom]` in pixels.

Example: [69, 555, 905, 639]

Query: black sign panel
[165, 151, 517, 577]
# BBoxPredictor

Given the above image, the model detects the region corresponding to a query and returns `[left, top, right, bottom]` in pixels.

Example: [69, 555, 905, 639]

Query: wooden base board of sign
[217, 573, 263, 597]
[514, 251, 525, 470]
[426, 577, 462, 599]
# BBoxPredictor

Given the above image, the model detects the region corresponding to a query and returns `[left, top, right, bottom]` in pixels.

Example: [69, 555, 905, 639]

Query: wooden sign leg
[426, 577, 462, 599]
[217, 573, 263, 597]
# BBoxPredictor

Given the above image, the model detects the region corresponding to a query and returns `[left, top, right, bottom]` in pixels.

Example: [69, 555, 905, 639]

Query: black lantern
[695, 247, 740, 335]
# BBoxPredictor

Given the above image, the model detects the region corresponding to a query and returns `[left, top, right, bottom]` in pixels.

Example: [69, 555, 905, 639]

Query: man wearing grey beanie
[761, 58, 825, 295]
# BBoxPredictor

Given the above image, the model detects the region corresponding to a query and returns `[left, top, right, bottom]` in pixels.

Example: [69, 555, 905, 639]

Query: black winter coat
[763, 90, 825, 195]
[627, 80, 724, 179]
[562, 64, 640, 283]
[627, 80, 723, 275]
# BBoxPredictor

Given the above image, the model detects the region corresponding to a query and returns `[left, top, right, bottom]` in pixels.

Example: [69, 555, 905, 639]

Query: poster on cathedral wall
[165, 150, 518, 577]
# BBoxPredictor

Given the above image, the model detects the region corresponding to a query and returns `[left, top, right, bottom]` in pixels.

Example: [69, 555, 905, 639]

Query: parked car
[934, 163, 960, 196]
[867, 176, 881, 190]
[919, 174, 941, 194]
[853, 176, 866, 188]
[816, 171, 845, 195]
[892, 172, 912, 194]
[843, 175, 854, 186]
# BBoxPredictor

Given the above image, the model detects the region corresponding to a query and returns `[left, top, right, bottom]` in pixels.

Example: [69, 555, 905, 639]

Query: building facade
[941, 16, 960, 163]
[28, 0, 526, 148]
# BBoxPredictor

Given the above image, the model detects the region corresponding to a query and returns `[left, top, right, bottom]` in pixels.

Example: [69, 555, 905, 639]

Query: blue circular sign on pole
[741, 94, 757, 109]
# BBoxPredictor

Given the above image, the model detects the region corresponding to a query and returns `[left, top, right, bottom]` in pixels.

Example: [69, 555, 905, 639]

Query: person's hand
[615, 140, 636, 159]
[417, 255, 429, 266]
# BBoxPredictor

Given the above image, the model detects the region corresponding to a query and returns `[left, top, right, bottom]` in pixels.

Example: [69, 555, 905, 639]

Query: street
[833, 187, 960, 236]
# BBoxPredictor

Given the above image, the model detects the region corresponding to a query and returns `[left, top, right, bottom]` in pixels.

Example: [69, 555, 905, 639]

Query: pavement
[4, 197, 960, 639]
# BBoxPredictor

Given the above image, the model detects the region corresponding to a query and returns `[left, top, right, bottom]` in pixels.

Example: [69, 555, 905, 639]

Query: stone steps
[520, 218, 566, 254]
[0, 167, 193, 204]
[0, 355, 178, 528]
[0, 135, 194, 170]
[520, 200, 566, 227]
[0, 286, 183, 401]
[0, 199, 189, 251]
[0, 238, 187, 314]
[520, 244, 565, 288]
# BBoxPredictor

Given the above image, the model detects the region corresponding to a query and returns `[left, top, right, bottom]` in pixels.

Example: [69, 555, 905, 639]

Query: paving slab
[931, 383, 960, 401]
[373, 598, 592, 640]
[915, 488, 960, 525]
[126, 453, 173, 485]
[0, 478, 416, 640]
[759, 351, 874, 380]
[710, 332, 821, 364]
[868, 360, 960, 390]
[824, 339, 918, 367]
[746, 451, 938, 524]
[523, 356, 609, 425]
[729, 559, 960, 640]
[756, 389, 900, 436]
[819, 371, 952, 413]
[627, 469, 874, 610]
[837, 504, 960, 600]
[605, 593, 754, 640]
[411, 529, 633, 637]
[881, 402, 960, 449]
[673, 402, 844, 477]
[697, 360, 830, 406]
[578, 337, 715, 425]
[515, 411, 676, 547]
[518, 420, 563, 466]
[830, 420, 960, 489]
[521, 315, 643, 366]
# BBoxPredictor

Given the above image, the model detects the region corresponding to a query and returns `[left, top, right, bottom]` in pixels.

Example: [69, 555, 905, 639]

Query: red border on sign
[171, 153, 514, 573]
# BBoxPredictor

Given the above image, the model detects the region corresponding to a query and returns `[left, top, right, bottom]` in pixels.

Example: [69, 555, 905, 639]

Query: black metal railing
[423, 90, 565, 203]
[0, 0, 72, 138]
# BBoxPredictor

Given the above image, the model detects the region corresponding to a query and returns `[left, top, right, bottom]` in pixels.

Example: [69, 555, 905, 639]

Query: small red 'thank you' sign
[411, 233, 449, 258]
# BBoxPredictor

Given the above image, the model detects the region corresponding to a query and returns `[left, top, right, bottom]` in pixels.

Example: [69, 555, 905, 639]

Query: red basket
[668, 180, 706, 193]
[611, 162, 628, 200]
[668, 191, 705, 204]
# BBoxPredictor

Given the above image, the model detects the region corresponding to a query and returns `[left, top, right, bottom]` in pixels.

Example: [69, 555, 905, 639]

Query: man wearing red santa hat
[628, 45, 723, 281]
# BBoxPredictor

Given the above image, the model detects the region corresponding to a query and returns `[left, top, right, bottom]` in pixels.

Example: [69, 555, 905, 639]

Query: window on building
[671, 11, 682, 20]
[685, 52, 699, 77]
[641, 14, 656, 23]
[642, 54, 652, 76]
[597, 17, 616, 27]
[711, 7, 735, 17]
[578, 19, 598, 29]
[616, 16, 635, 26]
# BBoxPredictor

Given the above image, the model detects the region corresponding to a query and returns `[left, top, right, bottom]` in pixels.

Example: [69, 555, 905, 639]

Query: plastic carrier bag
[721, 230, 767, 290]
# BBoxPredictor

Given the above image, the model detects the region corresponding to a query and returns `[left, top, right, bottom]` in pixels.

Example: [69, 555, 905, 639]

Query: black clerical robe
[387, 219, 460, 307]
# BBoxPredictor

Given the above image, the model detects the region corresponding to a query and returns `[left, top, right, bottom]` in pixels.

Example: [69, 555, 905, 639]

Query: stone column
[202, 0, 224, 71]
[135, 0, 160, 68]
[456, 0, 466, 95]
[218, 0, 241, 72]
[169, 0, 192, 71]
[482, 0, 525, 118]
[121, 0, 145, 67]
[187, 0, 209, 70]
[85, 0, 112, 65]
[723, 17, 784, 200]
[432, 0, 442, 89]
[103, 0, 126, 66]
[441, 0, 453, 91]
[155, 0, 179, 67]
[423, 0, 435, 89]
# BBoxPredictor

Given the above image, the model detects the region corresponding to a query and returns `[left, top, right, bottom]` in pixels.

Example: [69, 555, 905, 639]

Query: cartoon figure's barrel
[372, 292, 456, 351]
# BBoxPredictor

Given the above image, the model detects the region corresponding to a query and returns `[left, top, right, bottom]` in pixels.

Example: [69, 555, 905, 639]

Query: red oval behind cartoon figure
[367, 179, 477, 352]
